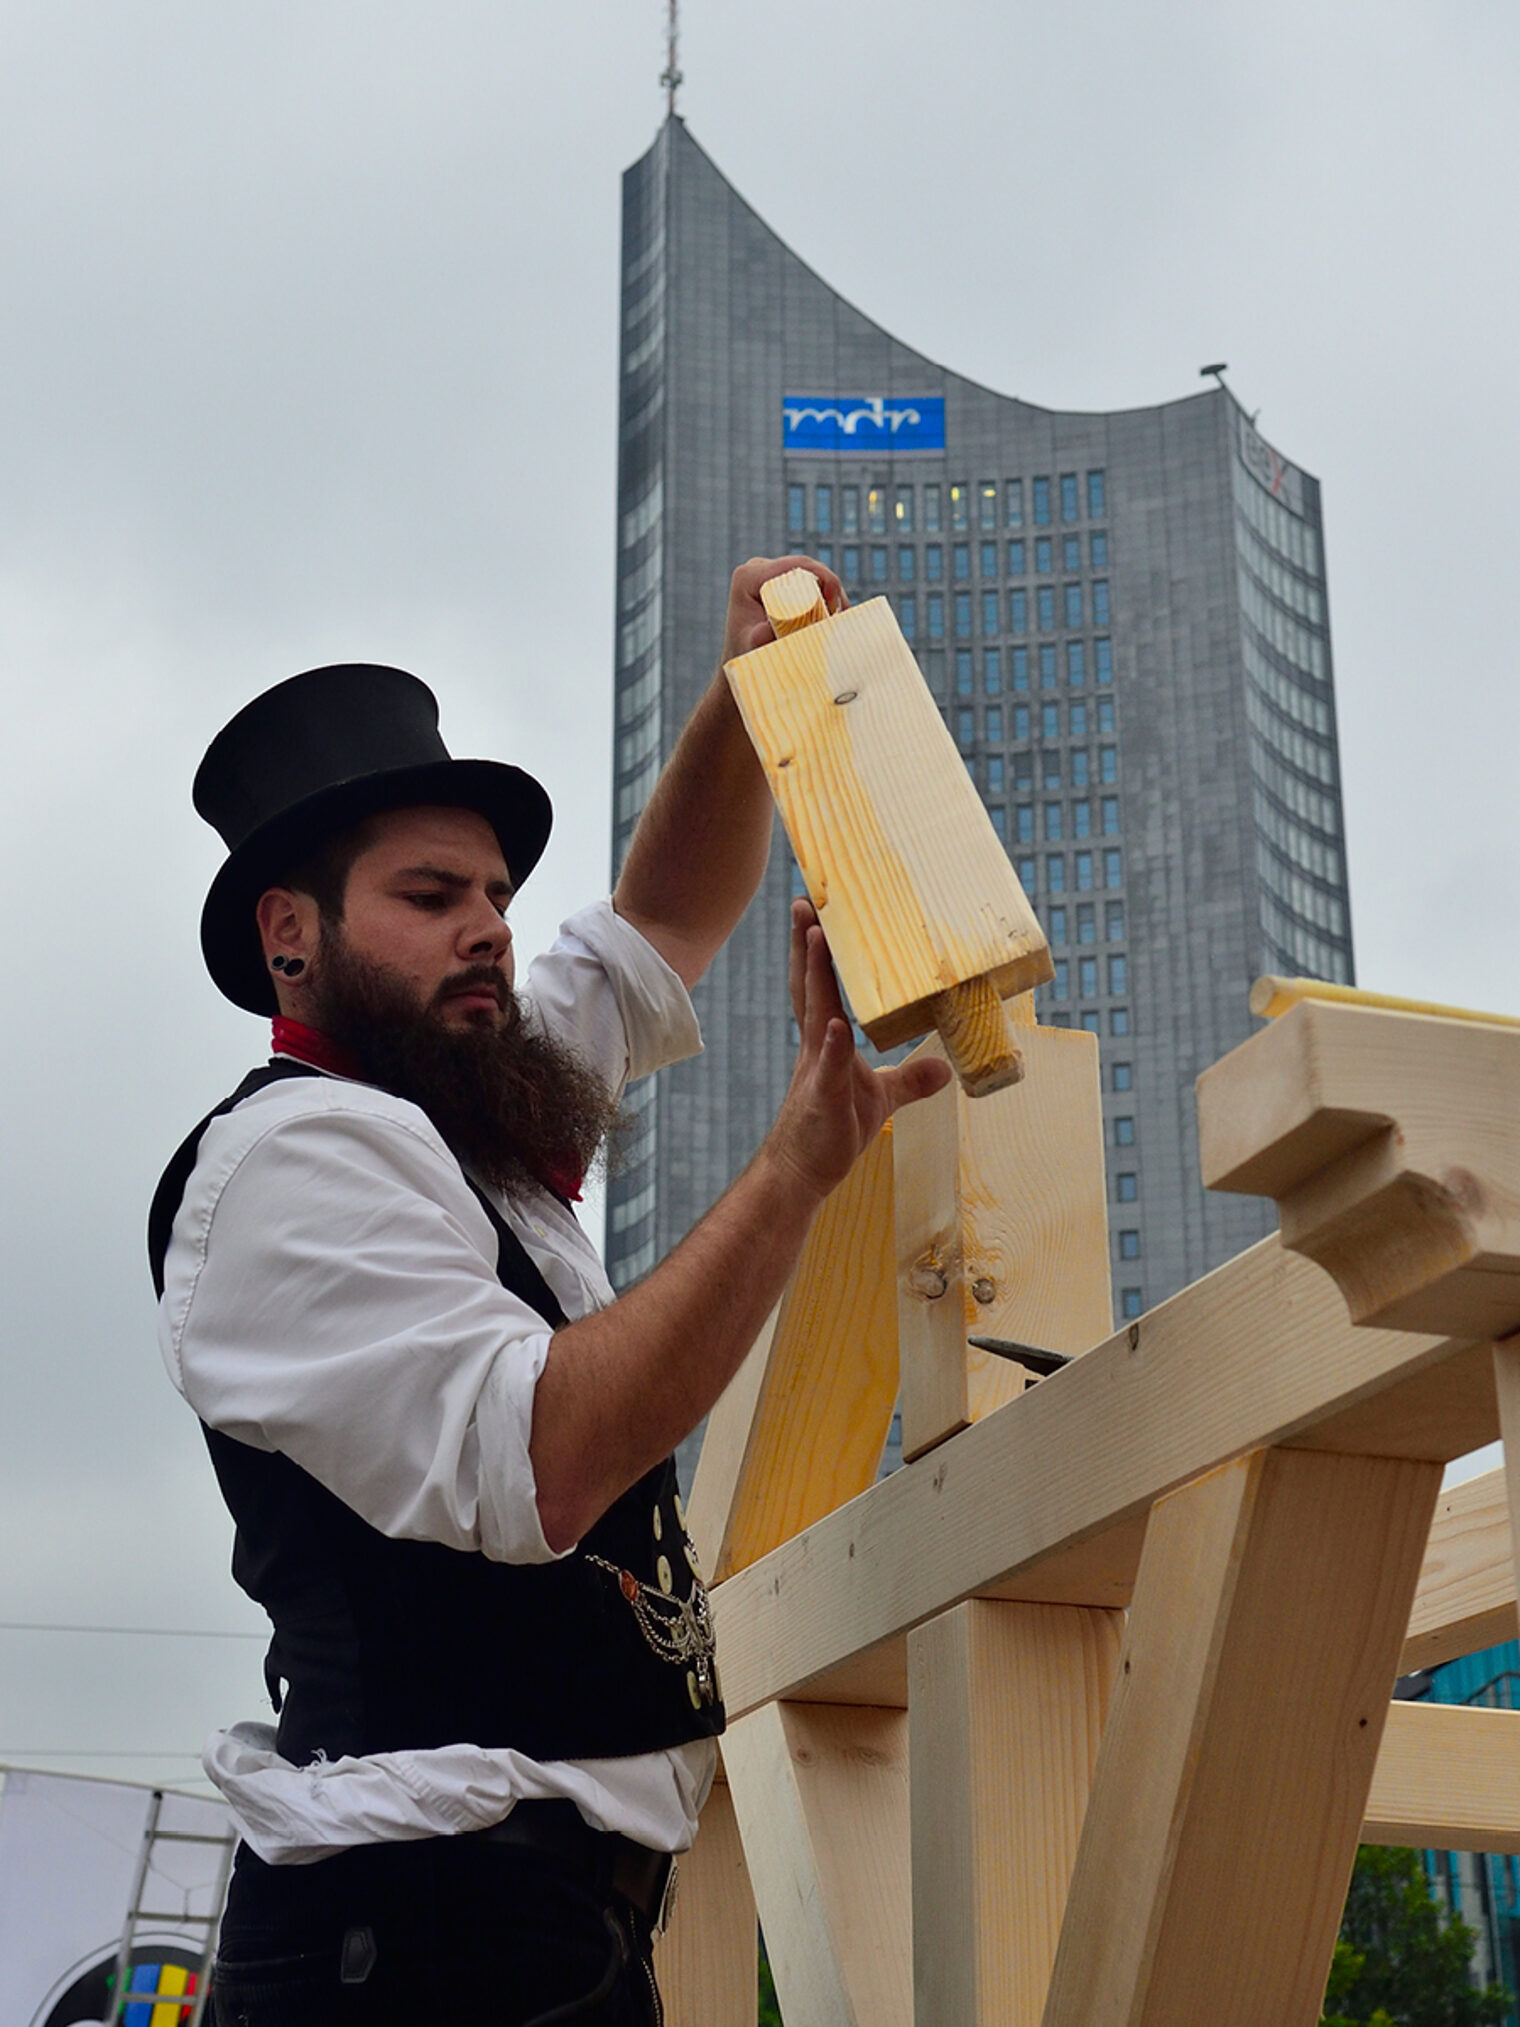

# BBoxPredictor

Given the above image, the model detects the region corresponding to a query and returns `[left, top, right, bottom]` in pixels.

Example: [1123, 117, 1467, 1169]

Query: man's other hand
[720, 555, 846, 669]
[763, 899, 953, 1204]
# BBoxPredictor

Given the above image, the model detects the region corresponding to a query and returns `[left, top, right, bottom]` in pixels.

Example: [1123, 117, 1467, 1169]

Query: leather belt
[473, 1799, 679, 1934]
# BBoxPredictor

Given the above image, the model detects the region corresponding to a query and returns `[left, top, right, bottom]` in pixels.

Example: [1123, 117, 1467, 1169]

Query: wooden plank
[761, 566, 828, 635]
[895, 1027, 1112, 1461]
[712, 1235, 1482, 1721]
[722, 1702, 911, 2027]
[1198, 998, 1520, 1334]
[690, 1125, 898, 1582]
[655, 1779, 757, 2027]
[909, 1601, 1122, 2026]
[725, 596, 1051, 1061]
[1043, 1447, 1441, 2027]
[1401, 1467, 1516, 1675]
[1251, 973, 1520, 1030]
[1365, 1701, 1520, 1854]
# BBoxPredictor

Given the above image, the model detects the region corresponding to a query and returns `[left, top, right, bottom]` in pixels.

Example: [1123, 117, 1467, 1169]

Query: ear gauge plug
[270, 955, 306, 978]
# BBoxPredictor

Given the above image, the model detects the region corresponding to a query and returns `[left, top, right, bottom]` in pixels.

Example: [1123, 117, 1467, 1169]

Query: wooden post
[909, 1600, 1122, 2026]
[655, 1777, 758, 2027]
[895, 1024, 1111, 1460]
[689, 1123, 898, 1582]
[726, 590, 1050, 1095]
[722, 1701, 912, 2027]
[1043, 1446, 1441, 2027]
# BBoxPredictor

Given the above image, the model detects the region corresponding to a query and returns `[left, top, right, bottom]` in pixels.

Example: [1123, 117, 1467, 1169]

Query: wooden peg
[760, 567, 829, 636]
[928, 978, 1023, 1096]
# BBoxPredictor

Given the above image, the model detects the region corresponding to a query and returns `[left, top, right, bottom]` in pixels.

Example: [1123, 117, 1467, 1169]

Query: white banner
[0, 1769, 232, 2027]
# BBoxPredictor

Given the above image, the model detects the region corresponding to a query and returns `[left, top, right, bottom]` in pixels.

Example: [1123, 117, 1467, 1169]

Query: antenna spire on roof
[660, 0, 683, 116]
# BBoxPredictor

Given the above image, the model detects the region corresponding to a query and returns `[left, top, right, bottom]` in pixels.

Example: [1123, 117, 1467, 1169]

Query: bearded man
[151, 557, 949, 2026]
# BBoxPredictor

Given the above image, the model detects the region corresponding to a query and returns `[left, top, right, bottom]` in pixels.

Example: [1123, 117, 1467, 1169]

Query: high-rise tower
[609, 119, 1352, 1377]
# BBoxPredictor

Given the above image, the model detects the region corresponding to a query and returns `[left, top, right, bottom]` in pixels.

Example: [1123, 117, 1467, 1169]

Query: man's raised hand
[719, 556, 846, 670]
[766, 899, 952, 1205]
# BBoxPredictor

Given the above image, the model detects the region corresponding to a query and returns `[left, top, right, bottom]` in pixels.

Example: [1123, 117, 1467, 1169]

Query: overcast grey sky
[0, 1, 1514, 1793]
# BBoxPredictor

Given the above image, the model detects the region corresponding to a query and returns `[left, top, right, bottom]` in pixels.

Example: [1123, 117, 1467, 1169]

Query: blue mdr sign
[782, 395, 945, 453]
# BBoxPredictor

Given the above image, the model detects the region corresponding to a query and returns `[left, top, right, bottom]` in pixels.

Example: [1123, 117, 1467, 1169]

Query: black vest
[149, 1061, 724, 1764]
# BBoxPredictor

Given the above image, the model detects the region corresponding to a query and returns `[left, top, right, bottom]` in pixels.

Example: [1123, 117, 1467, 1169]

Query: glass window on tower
[1075, 851, 1094, 890]
[984, 648, 1002, 695]
[956, 707, 974, 749]
[1101, 797, 1120, 834]
[1093, 580, 1110, 625]
[1099, 745, 1117, 782]
[1043, 751, 1062, 789]
[1060, 473, 1079, 522]
[1011, 648, 1029, 692]
[1067, 641, 1086, 687]
[1103, 848, 1122, 886]
[1073, 801, 1092, 837]
[1035, 536, 1053, 575]
[1046, 854, 1066, 891]
[979, 482, 998, 530]
[927, 593, 944, 639]
[1087, 470, 1106, 518]
[989, 805, 1006, 840]
[1090, 529, 1107, 567]
[954, 543, 971, 580]
[926, 544, 944, 581]
[1044, 803, 1063, 841]
[1105, 901, 1125, 939]
[924, 484, 942, 532]
[787, 484, 805, 536]
[1040, 644, 1058, 688]
[842, 545, 860, 583]
[1079, 956, 1098, 997]
[1070, 700, 1088, 735]
[1076, 903, 1095, 943]
[1049, 905, 1068, 944]
[1005, 479, 1024, 527]
[898, 544, 915, 581]
[1009, 588, 1027, 633]
[956, 650, 974, 694]
[816, 484, 834, 534]
[895, 486, 915, 532]
[955, 592, 972, 637]
[842, 486, 860, 534]
[1081, 1011, 1101, 1033]
[871, 546, 889, 582]
[899, 593, 917, 637]
[1095, 639, 1113, 684]
[982, 590, 999, 635]
[1071, 748, 1090, 787]
[1013, 702, 1030, 738]
[1119, 1228, 1140, 1258]
[1109, 954, 1128, 994]
[1033, 477, 1051, 526]
[816, 544, 833, 570]
[1007, 539, 1025, 575]
[1110, 1008, 1131, 1036]
[1018, 855, 1037, 890]
[980, 541, 998, 577]
[1121, 1288, 1142, 1319]
[951, 484, 970, 531]
[1041, 702, 1060, 739]
[1013, 752, 1033, 789]
[1063, 535, 1082, 571]
[1065, 583, 1083, 628]
[987, 751, 1004, 789]
[867, 488, 887, 535]
[1097, 695, 1115, 732]
[1016, 806, 1035, 843]
[1112, 1062, 1132, 1092]
[1116, 1173, 1138, 1203]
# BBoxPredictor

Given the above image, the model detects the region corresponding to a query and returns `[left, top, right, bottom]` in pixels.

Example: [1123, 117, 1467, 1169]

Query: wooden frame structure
[649, 586, 1520, 2023]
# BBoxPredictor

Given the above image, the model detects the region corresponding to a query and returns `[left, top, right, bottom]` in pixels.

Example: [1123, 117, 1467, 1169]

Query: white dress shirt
[159, 900, 716, 1865]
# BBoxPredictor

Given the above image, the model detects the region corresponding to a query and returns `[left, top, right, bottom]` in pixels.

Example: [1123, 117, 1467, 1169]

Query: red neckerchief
[269, 1016, 584, 1204]
[271, 1017, 365, 1081]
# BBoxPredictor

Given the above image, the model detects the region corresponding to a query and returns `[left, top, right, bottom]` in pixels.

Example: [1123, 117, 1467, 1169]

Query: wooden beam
[1365, 1701, 1520, 1854]
[724, 596, 1051, 1081]
[712, 1236, 1481, 1720]
[690, 1126, 898, 1582]
[1401, 1467, 1516, 1675]
[909, 1600, 1121, 2026]
[1043, 1447, 1441, 2027]
[1198, 998, 1520, 1335]
[761, 566, 829, 636]
[655, 1779, 758, 2027]
[721, 1702, 911, 2027]
[895, 1026, 1112, 1460]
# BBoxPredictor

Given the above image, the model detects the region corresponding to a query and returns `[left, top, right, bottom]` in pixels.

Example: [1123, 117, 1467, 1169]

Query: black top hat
[194, 663, 552, 1015]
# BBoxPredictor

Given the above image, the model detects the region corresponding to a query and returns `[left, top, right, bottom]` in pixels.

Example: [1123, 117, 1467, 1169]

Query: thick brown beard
[307, 926, 621, 1199]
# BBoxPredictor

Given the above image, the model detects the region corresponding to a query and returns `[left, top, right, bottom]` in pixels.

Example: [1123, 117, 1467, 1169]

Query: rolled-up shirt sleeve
[161, 1085, 566, 1566]
[523, 899, 702, 1093]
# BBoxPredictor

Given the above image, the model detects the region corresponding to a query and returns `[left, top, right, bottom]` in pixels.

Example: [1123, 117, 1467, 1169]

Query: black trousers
[212, 1835, 663, 2026]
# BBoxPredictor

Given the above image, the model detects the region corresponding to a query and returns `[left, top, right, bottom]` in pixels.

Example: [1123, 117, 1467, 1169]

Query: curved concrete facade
[609, 119, 1352, 1456]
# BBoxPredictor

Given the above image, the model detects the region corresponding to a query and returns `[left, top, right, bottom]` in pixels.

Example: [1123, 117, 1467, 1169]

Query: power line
[0, 1621, 264, 1640]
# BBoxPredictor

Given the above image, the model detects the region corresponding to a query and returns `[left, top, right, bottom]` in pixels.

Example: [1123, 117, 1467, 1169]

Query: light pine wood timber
[895, 1027, 1112, 1462]
[691, 1126, 898, 1582]
[761, 566, 829, 636]
[909, 1600, 1122, 2026]
[712, 1236, 1483, 1722]
[1401, 1467, 1516, 1674]
[927, 977, 1023, 1095]
[1364, 1702, 1520, 1853]
[724, 596, 1051, 1057]
[1043, 1446, 1441, 2027]
[655, 1779, 758, 2027]
[1251, 973, 1520, 1029]
[1198, 998, 1520, 1334]
[721, 1702, 911, 2027]
[1491, 1334, 1520, 1687]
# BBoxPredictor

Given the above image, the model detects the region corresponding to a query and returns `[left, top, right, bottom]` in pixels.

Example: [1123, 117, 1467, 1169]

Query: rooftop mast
[660, 0, 683, 117]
